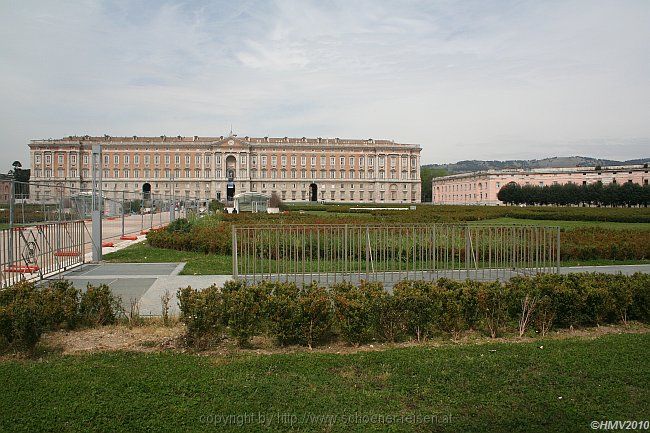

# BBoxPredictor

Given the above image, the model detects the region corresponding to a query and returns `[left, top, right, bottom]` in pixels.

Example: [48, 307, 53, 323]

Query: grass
[1, 332, 648, 432]
[476, 217, 650, 231]
[104, 241, 650, 276]
[103, 242, 232, 275]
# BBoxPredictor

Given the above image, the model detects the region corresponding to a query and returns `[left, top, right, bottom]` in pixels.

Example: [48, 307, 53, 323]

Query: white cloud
[0, 0, 648, 168]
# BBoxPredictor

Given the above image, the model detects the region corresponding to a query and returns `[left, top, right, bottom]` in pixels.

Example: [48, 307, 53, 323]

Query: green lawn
[1, 333, 648, 432]
[103, 242, 232, 275]
[104, 241, 650, 276]
[475, 217, 650, 231]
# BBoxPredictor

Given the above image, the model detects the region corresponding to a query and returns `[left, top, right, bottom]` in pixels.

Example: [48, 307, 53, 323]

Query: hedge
[148, 217, 650, 262]
[0, 281, 122, 354]
[178, 272, 650, 348]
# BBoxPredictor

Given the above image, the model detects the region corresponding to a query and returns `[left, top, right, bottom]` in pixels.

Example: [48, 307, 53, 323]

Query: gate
[0, 220, 85, 287]
[232, 224, 560, 287]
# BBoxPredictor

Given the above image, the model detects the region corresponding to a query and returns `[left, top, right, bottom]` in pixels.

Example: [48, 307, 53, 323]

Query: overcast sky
[1, 0, 648, 169]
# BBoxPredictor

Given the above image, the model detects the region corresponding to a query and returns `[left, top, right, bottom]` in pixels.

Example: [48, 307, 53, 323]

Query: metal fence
[0, 179, 211, 284]
[0, 220, 85, 287]
[232, 224, 561, 286]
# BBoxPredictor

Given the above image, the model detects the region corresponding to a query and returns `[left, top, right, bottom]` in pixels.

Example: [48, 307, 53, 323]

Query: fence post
[232, 225, 238, 279]
[121, 190, 125, 237]
[91, 143, 103, 262]
[465, 226, 470, 273]
[8, 178, 14, 263]
[556, 227, 561, 274]
[344, 224, 348, 275]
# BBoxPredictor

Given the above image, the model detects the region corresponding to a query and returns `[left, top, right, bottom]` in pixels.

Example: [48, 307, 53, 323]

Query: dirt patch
[42, 324, 184, 355]
[37, 322, 649, 357]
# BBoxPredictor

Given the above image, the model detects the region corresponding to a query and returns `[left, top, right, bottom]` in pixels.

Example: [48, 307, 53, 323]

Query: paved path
[56, 262, 650, 316]
[61, 262, 230, 316]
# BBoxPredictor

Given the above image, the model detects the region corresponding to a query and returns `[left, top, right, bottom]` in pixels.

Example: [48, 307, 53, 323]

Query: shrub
[178, 285, 225, 348]
[265, 282, 301, 346]
[296, 284, 334, 348]
[629, 273, 650, 323]
[476, 281, 509, 338]
[79, 284, 121, 326]
[534, 295, 555, 336]
[41, 280, 80, 330]
[392, 281, 436, 342]
[167, 218, 192, 233]
[222, 281, 269, 347]
[435, 285, 467, 339]
[331, 281, 384, 345]
[376, 291, 405, 342]
[0, 281, 45, 353]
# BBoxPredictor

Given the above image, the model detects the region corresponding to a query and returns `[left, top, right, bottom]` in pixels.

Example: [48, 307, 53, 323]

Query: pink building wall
[432, 165, 650, 205]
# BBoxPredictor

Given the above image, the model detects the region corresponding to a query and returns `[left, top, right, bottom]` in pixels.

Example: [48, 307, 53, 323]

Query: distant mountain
[423, 156, 650, 175]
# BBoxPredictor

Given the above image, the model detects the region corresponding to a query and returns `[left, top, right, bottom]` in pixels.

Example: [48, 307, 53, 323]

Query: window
[58, 154, 64, 164]
[340, 157, 345, 166]
[70, 154, 76, 164]
[205, 155, 211, 165]
[114, 155, 119, 164]
[103, 155, 109, 165]
[330, 157, 335, 166]
[83, 155, 89, 164]
[349, 157, 354, 166]
[281, 155, 287, 165]
[45, 154, 52, 164]
[271, 156, 277, 166]
[301, 156, 306, 165]
[134, 154, 139, 164]
[251, 155, 257, 165]
[124, 154, 129, 164]
[196, 155, 201, 164]
[311, 156, 316, 166]
[164, 155, 170, 164]
[240, 155, 246, 165]
[261, 155, 267, 165]
[291, 156, 296, 166]
[35, 154, 41, 164]
[368, 157, 374, 166]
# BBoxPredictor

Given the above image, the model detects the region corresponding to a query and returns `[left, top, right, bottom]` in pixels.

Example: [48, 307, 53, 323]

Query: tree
[497, 182, 520, 205]
[420, 166, 447, 202]
[8, 160, 30, 199]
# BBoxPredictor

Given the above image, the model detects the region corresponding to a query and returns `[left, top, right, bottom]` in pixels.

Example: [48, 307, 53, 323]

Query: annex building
[432, 165, 650, 205]
[29, 135, 421, 204]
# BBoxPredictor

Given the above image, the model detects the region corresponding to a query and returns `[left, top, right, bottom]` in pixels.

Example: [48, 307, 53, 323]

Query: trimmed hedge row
[148, 218, 650, 262]
[0, 281, 121, 353]
[178, 273, 650, 349]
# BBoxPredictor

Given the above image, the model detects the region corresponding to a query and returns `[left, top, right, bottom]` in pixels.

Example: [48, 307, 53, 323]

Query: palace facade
[432, 165, 650, 205]
[29, 135, 421, 204]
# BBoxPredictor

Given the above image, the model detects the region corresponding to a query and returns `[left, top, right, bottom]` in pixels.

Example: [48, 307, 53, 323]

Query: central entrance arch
[142, 183, 151, 200]
[309, 183, 318, 202]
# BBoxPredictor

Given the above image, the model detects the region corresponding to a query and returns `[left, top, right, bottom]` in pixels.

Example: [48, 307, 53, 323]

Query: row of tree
[497, 181, 650, 207]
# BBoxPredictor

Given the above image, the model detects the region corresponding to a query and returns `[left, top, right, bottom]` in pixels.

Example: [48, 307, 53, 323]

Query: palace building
[29, 135, 421, 204]
[432, 165, 650, 205]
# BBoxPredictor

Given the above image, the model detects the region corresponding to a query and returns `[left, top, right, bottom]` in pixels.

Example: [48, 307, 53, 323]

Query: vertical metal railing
[233, 224, 561, 287]
[0, 220, 85, 287]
